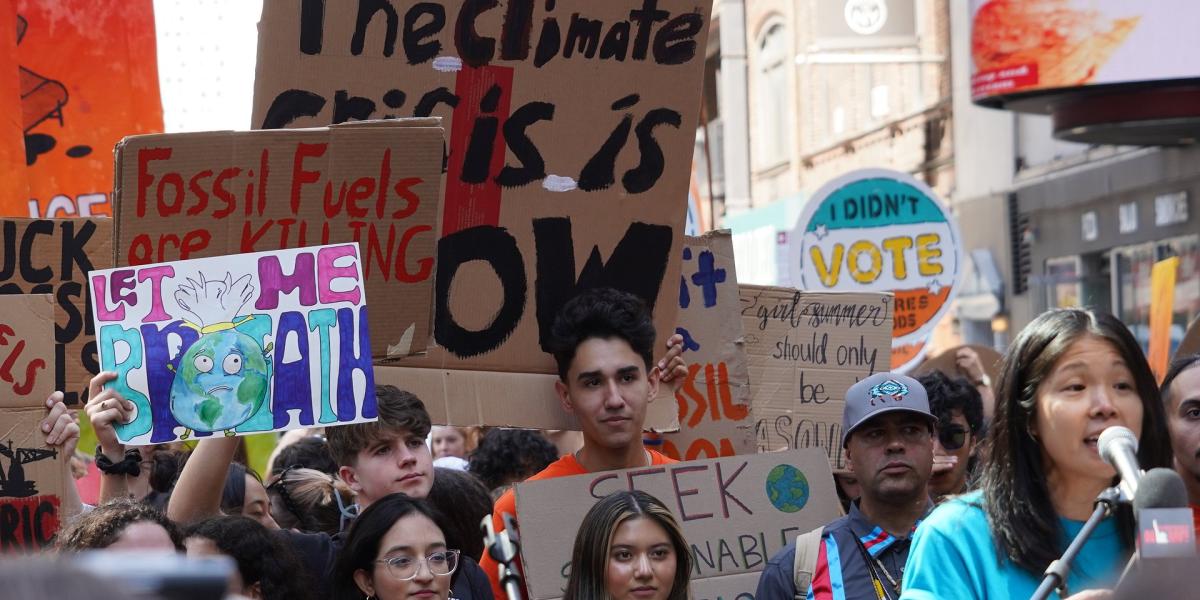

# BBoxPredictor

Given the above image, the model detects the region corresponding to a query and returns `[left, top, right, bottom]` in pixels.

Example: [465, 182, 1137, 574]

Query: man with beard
[755, 373, 936, 600]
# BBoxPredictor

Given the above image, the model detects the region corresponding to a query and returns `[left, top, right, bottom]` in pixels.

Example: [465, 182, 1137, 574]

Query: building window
[870, 85, 890, 119]
[1112, 234, 1200, 354]
[754, 22, 791, 169]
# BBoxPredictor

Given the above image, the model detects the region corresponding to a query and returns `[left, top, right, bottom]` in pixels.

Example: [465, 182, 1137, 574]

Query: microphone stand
[1030, 486, 1125, 600]
[483, 513, 525, 600]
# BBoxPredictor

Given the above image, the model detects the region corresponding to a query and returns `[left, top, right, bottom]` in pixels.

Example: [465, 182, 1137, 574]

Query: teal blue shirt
[901, 491, 1126, 600]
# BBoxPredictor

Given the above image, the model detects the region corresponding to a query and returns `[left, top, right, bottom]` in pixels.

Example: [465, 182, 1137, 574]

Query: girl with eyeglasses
[332, 493, 465, 600]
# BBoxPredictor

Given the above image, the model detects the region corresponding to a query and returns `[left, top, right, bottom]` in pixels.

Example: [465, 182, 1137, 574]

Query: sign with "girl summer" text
[89, 244, 376, 445]
[789, 169, 962, 372]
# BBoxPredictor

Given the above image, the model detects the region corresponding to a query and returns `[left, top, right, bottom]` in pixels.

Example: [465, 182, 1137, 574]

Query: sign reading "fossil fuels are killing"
[90, 244, 375, 445]
[789, 169, 962, 372]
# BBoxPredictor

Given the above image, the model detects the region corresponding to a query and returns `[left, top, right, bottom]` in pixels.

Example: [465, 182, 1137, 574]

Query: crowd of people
[12, 286, 1200, 600]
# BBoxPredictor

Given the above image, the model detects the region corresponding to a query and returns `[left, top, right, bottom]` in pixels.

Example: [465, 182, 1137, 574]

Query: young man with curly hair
[480, 287, 686, 599]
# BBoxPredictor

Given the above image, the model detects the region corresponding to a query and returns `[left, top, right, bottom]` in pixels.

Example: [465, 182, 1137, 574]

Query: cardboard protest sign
[112, 120, 443, 360]
[0, 293, 66, 552]
[741, 285, 892, 470]
[89, 244, 376, 445]
[515, 449, 840, 600]
[788, 169, 962, 373]
[16, 0, 163, 218]
[1177, 316, 1200, 361]
[0, 217, 112, 405]
[0, 5, 29, 213]
[252, 0, 711, 429]
[913, 344, 1002, 385]
[663, 231, 752, 461]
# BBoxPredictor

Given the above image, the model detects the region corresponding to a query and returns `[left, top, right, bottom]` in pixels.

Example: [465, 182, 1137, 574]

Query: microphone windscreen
[1133, 468, 1189, 512]
[1098, 426, 1139, 465]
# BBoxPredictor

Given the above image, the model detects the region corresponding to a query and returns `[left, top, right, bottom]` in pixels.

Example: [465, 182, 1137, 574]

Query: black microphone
[1099, 426, 1143, 499]
[1132, 468, 1194, 558]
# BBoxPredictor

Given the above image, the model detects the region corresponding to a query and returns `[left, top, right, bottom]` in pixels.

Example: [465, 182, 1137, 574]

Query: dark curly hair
[468, 428, 560, 491]
[185, 515, 315, 600]
[58, 498, 184, 552]
[917, 370, 985, 435]
[547, 287, 657, 380]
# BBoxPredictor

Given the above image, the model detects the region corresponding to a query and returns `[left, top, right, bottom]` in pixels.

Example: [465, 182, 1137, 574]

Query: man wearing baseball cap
[755, 373, 937, 600]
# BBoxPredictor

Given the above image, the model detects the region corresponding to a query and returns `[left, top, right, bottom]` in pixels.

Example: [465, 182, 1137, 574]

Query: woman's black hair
[426, 468, 493, 562]
[220, 461, 265, 515]
[982, 309, 1172, 576]
[270, 436, 339, 477]
[58, 498, 185, 552]
[186, 515, 315, 600]
[331, 494, 455, 600]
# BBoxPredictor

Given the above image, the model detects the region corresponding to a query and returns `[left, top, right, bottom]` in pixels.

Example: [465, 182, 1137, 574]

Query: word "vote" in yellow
[810, 234, 943, 286]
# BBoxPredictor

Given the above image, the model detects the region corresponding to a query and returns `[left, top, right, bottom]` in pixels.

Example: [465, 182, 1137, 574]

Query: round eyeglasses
[376, 550, 460, 581]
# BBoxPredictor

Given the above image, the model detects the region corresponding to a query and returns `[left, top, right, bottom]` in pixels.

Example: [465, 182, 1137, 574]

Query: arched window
[754, 22, 791, 169]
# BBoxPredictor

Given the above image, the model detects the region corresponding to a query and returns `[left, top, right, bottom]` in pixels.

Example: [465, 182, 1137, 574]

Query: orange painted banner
[0, 4, 28, 211]
[1147, 257, 1179, 382]
[13, 0, 162, 218]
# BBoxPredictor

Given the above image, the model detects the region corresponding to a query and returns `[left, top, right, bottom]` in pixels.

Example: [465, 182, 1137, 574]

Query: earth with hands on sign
[765, 465, 810, 513]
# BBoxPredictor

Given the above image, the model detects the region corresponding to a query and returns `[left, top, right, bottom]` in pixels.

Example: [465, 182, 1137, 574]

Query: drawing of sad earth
[765, 464, 810, 513]
[169, 273, 271, 439]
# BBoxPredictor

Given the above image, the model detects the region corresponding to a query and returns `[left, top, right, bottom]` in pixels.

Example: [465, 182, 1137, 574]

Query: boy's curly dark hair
[468, 428, 560, 491]
[917, 370, 985, 435]
[186, 516, 315, 600]
[547, 287, 657, 380]
[58, 498, 184, 552]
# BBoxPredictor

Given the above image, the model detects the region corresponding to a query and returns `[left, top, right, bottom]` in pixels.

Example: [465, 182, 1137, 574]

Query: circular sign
[790, 169, 963, 371]
[765, 464, 810, 513]
[845, 0, 889, 36]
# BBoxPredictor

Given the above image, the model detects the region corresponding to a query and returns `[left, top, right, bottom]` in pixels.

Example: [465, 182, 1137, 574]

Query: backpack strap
[792, 526, 825, 600]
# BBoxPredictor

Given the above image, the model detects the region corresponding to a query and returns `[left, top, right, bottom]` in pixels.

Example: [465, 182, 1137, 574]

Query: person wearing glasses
[564, 491, 691, 600]
[916, 370, 984, 500]
[332, 493, 471, 600]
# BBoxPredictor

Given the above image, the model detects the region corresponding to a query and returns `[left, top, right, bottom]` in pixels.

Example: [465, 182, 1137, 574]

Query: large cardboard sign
[0, 217, 112, 405]
[112, 120, 443, 360]
[788, 169, 962, 373]
[16, 0, 163, 218]
[252, 0, 711, 428]
[741, 285, 892, 470]
[89, 244, 376, 445]
[663, 231, 752, 461]
[0, 294, 66, 552]
[515, 449, 840, 600]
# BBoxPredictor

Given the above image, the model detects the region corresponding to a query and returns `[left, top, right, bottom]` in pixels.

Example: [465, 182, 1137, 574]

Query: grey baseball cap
[842, 372, 935, 446]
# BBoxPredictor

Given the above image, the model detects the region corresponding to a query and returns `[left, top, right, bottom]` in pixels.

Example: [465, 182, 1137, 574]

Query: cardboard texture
[0, 293, 65, 552]
[90, 244, 376, 445]
[252, 0, 712, 429]
[514, 449, 840, 600]
[0, 217, 112, 405]
[1177, 315, 1200, 361]
[741, 285, 892, 470]
[663, 231, 752, 460]
[913, 344, 1002, 385]
[16, 0, 163, 218]
[112, 120, 443, 360]
[0, 5, 29, 211]
[788, 169, 962, 373]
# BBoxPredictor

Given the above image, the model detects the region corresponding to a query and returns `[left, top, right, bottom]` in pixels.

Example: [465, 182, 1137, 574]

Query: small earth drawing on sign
[765, 464, 810, 513]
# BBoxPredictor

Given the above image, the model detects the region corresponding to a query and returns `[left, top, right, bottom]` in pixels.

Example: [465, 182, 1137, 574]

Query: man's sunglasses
[938, 424, 970, 451]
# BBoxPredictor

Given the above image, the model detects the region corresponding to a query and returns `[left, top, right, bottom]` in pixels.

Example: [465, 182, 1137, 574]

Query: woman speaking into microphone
[901, 309, 1171, 599]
